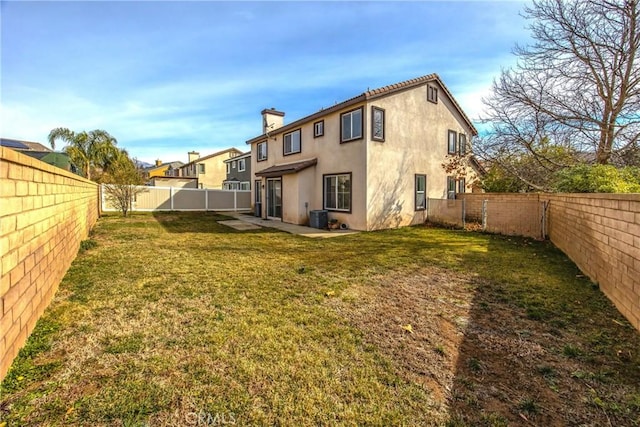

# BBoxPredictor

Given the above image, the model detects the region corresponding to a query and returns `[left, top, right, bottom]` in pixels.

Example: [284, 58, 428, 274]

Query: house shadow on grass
[326, 226, 640, 425]
[151, 211, 275, 235]
[441, 232, 640, 426]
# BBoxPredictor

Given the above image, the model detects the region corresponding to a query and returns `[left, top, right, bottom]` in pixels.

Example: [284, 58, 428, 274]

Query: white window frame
[238, 158, 246, 172]
[257, 142, 267, 161]
[232, 160, 237, 169]
[314, 120, 324, 138]
[341, 108, 363, 142]
[240, 182, 250, 191]
[284, 129, 301, 155]
[324, 173, 351, 212]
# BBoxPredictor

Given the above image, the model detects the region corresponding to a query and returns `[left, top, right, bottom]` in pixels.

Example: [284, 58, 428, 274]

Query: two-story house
[222, 151, 251, 190]
[142, 159, 184, 181]
[176, 148, 242, 189]
[246, 73, 479, 231]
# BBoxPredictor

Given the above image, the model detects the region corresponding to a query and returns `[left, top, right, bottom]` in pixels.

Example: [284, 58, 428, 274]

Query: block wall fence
[459, 193, 640, 331]
[0, 148, 99, 380]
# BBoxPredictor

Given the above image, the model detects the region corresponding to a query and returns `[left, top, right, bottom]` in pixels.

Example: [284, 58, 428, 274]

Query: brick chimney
[261, 108, 285, 134]
[188, 151, 200, 163]
[155, 159, 162, 167]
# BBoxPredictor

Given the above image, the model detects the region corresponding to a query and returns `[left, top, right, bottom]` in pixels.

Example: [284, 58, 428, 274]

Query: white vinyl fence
[101, 185, 251, 212]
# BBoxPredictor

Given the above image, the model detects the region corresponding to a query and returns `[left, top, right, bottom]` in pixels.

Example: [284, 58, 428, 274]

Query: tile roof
[180, 148, 243, 168]
[246, 73, 477, 144]
[255, 158, 318, 178]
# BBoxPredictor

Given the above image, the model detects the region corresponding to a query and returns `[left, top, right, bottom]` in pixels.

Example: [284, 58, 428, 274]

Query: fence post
[482, 199, 487, 231]
[234, 190, 237, 211]
[205, 189, 208, 212]
[100, 184, 105, 212]
[462, 199, 466, 229]
[170, 187, 174, 210]
[426, 197, 430, 221]
[541, 200, 548, 240]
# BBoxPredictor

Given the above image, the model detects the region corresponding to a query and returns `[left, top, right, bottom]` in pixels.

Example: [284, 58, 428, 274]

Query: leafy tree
[101, 149, 146, 217]
[481, 164, 530, 193]
[477, 0, 640, 190]
[553, 164, 640, 192]
[48, 128, 119, 181]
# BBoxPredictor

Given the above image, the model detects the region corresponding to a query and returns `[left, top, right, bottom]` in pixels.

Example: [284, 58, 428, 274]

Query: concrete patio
[224, 212, 359, 238]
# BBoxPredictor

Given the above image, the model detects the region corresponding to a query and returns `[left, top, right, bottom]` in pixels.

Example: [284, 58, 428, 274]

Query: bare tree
[101, 149, 146, 217]
[478, 0, 640, 190]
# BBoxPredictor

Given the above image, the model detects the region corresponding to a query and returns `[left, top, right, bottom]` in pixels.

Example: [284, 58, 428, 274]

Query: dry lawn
[1, 212, 639, 426]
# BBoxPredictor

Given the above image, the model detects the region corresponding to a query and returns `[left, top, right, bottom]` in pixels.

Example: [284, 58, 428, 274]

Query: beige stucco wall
[249, 82, 475, 231]
[365, 83, 476, 230]
[196, 153, 235, 189]
[251, 104, 369, 230]
[280, 167, 317, 226]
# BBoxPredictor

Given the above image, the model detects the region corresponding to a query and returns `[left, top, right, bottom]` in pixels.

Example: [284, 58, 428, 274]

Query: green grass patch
[2, 212, 639, 426]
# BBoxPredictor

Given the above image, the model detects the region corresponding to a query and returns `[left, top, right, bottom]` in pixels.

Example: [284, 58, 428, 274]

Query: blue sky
[1, 1, 529, 164]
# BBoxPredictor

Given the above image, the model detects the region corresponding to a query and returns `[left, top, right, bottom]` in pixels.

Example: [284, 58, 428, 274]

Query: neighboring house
[148, 176, 198, 188]
[0, 138, 51, 152]
[246, 73, 479, 231]
[176, 148, 242, 189]
[143, 160, 184, 180]
[1, 138, 79, 174]
[222, 151, 251, 190]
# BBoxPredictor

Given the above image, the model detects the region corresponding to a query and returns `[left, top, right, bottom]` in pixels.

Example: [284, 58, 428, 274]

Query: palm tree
[48, 128, 119, 181]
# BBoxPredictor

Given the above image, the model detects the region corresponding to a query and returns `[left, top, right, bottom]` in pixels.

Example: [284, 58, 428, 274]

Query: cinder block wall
[546, 193, 640, 331]
[0, 148, 99, 379]
[459, 193, 545, 238]
[458, 192, 640, 331]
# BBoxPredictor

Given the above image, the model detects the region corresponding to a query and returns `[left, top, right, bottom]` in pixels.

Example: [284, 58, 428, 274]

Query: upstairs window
[284, 129, 301, 155]
[459, 133, 467, 156]
[428, 85, 438, 103]
[198, 164, 205, 174]
[341, 108, 363, 142]
[238, 158, 246, 172]
[448, 130, 457, 154]
[314, 120, 324, 138]
[371, 106, 385, 142]
[257, 141, 267, 161]
[232, 160, 237, 169]
[226, 163, 230, 174]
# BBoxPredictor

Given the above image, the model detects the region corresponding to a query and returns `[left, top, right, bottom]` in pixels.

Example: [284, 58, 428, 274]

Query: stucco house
[142, 160, 184, 180]
[176, 148, 242, 189]
[246, 73, 479, 231]
[222, 151, 251, 190]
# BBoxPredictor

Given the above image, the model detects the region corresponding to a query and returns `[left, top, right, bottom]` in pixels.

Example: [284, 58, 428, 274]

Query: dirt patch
[329, 267, 640, 426]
